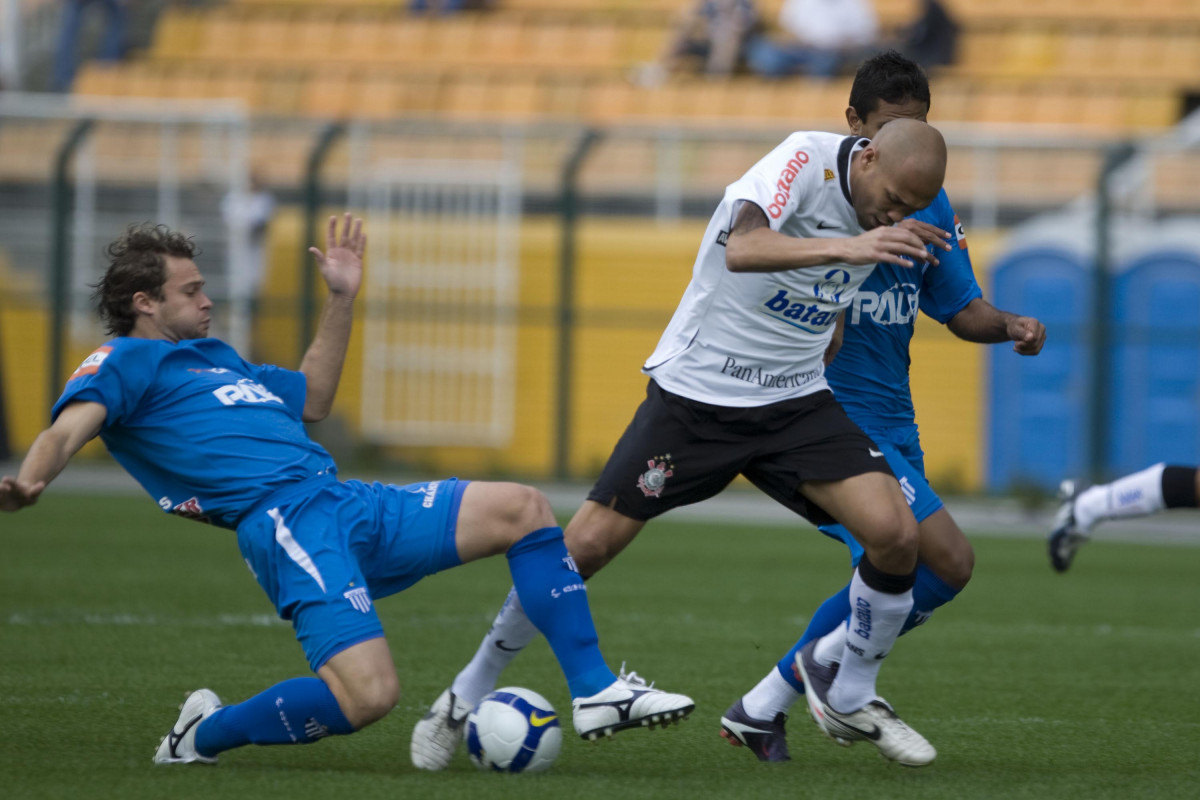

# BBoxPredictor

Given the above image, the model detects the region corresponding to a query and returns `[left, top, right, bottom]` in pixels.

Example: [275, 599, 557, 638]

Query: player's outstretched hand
[843, 224, 946, 268]
[309, 213, 366, 299]
[0, 476, 46, 512]
[1007, 315, 1046, 355]
[896, 219, 953, 257]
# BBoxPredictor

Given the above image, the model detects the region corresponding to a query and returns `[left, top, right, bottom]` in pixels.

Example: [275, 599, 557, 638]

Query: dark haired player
[413, 118, 953, 769]
[721, 50, 1046, 763]
[0, 215, 693, 766]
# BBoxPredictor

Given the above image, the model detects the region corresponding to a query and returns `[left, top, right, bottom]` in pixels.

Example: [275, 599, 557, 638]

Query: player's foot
[153, 689, 222, 765]
[572, 663, 694, 740]
[793, 640, 850, 747]
[411, 687, 474, 770]
[795, 642, 935, 767]
[719, 698, 790, 762]
[1049, 479, 1091, 573]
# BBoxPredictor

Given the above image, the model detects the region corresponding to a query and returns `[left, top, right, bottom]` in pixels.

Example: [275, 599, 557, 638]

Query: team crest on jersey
[70, 346, 112, 379]
[813, 268, 851, 303]
[637, 455, 675, 498]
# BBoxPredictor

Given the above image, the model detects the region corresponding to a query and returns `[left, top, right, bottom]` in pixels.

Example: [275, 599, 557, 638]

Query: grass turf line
[2, 493, 1199, 799]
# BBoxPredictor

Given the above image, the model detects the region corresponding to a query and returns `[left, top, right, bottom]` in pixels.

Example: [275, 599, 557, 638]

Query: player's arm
[298, 213, 365, 422]
[724, 202, 945, 273]
[0, 401, 106, 512]
[946, 297, 1046, 355]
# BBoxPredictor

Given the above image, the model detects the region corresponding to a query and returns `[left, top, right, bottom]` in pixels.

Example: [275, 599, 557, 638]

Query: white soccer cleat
[815, 697, 937, 767]
[153, 688, 222, 765]
[410, 688, 474, 771]
[571, 663, 695, 741]
[1049, 479, 1091, 573]
[795, 641, 934, 766]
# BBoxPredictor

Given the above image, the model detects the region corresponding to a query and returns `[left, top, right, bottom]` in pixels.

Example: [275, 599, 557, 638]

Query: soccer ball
[464, 687, 563, 773]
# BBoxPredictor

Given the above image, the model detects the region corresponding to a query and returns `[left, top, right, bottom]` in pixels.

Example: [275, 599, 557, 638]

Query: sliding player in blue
[0, 215, 692, 767]
[720, 51, 1046, 762]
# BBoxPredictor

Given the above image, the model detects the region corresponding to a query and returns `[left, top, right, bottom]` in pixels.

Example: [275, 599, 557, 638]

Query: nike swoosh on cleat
[529, 712, 558, 727]
[721, 719, 770, 739]
[167, 714, 203, 758]
[834, 718, 882, 741]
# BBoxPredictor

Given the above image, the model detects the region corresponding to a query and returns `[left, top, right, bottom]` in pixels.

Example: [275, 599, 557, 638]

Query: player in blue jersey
[0, 215, 693, 766]
[719, 50, 1047, 761]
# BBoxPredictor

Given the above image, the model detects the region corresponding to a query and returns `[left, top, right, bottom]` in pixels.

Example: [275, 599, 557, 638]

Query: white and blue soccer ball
[464, 687, 563, 773]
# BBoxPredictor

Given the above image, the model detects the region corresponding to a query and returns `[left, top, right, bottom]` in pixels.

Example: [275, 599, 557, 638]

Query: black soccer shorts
[586, 379, 894, 526]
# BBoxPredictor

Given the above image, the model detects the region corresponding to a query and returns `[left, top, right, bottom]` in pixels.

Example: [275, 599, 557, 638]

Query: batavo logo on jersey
[766, 150, 810, 219]
[760, 270, 849, 333]
[954, 214, 968, 250]
[70, 346, 113, 379]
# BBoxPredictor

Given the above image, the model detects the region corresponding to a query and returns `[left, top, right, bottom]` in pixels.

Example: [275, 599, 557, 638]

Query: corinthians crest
[637, 455, 675, 498]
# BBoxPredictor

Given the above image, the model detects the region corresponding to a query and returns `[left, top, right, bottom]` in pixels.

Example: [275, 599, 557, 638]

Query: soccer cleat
[571, 663, 695, 740]
[719, 699, 790, 762]
[794, 640, 850, 747]
[795, 642, 935, 767]
[410, 688, 474, 771]
[153, 689, 222, 765]
[1049, 479, 1091, 573]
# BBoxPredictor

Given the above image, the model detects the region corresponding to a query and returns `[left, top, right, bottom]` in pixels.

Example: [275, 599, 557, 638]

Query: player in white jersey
[1050, 464, 1200, 571]
[410, 119, 951, 769]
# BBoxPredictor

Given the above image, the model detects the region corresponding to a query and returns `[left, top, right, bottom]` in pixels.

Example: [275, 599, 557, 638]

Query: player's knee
[342, 670, 399, 728]
[861, 506, 919, 570]
[493, 483, 556, 546]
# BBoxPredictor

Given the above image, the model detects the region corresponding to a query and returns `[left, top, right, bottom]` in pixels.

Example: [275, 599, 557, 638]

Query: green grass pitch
[3, 493, 1199, 799]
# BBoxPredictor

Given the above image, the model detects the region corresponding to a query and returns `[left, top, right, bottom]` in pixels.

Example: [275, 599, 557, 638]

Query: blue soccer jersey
[52, 337, 336, 529]
[826, 189, 982, 429]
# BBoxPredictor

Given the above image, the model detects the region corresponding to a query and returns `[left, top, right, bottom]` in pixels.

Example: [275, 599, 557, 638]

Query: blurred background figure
[747, 0, 880, 79]
[221, 172, 275, 323]
[409, 0, 494, 14]
[896, 0, 959, 70]
[53, 0, 128, 92]
[633, 0, 762, 87]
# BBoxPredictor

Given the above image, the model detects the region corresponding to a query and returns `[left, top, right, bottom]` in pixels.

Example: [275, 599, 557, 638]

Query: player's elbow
[724, 236, 755, 273]
[302, 402, 330, 423]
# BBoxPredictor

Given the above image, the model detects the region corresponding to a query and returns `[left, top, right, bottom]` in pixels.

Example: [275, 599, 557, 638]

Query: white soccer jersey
[644, 131, 876, 406]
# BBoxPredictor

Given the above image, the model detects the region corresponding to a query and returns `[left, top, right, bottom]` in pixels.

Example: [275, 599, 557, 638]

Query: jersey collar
[837, 136, 869, 207]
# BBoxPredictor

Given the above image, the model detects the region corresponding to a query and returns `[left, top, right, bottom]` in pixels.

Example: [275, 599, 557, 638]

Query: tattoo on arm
[731, 202, 770, 235]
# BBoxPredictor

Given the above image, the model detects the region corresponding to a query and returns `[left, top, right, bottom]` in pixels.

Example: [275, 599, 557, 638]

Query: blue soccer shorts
[235, 476, 468, 671]
[818, 424, 943, 566]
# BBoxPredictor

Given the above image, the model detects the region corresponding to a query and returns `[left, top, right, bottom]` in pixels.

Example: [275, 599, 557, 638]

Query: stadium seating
[64, 0, 1196, 134]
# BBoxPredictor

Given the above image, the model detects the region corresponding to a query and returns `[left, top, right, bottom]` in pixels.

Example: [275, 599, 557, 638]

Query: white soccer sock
[827, 569, 913, 714]
[449, 587, 539, 707]
[813, 623, 847, 667]
[742, 665, 802, 720]
[1074, 463, 1166, 533]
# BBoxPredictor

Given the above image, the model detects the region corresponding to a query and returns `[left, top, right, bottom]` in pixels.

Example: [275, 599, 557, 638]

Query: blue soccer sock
[776, 584, 851, 692]
[773, 564, 963, 691]
[194, 677, 355, 757]
[902, 564, 961, 634]
[506, 526, 616, 699]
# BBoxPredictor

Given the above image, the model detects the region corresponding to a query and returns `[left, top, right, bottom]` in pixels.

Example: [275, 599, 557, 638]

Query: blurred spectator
[410, 0, 494, 13]
[53, 0, 128, 92]
[633, 0, 762, 87]
[221, 173, 276, 317]
[747, 0, 879, 79]
[897, 0, 958, 69]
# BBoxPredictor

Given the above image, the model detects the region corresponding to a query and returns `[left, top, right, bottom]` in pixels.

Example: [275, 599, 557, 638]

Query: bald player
[411, 119, 950, 770]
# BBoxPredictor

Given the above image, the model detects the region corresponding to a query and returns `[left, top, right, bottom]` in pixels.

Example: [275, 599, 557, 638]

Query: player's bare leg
[412, 489, 688, 770]
[792, 474, 936, 766]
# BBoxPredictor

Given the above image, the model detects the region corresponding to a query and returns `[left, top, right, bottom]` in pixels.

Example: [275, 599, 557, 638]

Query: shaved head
[870, 119, 946, 201]
[849, 119, 947, 229]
